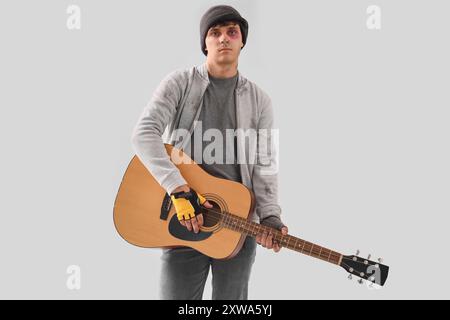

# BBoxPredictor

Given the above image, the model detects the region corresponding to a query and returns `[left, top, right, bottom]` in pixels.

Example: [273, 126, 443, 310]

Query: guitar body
[113, 144, 255, 259]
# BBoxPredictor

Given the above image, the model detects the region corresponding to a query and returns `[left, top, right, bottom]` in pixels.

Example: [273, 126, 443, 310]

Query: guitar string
[205, 208, 340, 259]
[181, 207, 341, 263]
[197, 207, 281, 235]
[181, 206, 286, 241]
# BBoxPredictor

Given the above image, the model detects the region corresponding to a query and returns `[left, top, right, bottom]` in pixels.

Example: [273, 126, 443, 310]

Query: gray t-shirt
[188, 72, 242, 183]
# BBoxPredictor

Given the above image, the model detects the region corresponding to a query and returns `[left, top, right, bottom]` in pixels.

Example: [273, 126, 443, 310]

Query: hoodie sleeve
[252, 91, 283, 222]
[131, 70, 187, 195]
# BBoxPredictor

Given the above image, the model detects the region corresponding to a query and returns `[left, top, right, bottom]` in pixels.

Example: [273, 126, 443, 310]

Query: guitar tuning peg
[358, 279, 364, 285]
[348, 274, 352, 280]
[355, 249, 360, 256]
[367, 254, 371, 260]
[378, 258, 383, 263]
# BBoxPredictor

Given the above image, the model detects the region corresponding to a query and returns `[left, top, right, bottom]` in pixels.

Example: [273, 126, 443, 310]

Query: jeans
[159, 236, 257, 300]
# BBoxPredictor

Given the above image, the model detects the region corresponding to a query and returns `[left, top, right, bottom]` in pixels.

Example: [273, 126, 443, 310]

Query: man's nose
[219, 34, 229, 44]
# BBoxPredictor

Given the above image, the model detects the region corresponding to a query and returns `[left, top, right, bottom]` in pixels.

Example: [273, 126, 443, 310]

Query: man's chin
[214, 56, 237, 64]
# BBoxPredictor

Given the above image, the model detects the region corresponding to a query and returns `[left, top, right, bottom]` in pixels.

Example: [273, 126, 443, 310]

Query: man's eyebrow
[209, 24, 238, 31]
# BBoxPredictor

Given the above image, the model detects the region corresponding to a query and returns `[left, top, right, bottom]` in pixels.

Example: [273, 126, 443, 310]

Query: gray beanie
[200, 5, 249, 56]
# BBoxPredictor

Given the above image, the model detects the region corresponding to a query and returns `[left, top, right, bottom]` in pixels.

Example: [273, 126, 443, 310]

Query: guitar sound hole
[202, 200, 222, 228]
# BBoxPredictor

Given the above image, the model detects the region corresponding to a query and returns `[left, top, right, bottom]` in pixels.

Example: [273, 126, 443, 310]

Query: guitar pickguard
[168, 214, 213, 241]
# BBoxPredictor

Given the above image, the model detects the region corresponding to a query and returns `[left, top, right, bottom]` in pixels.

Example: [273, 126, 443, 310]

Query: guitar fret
[243, 220, 249, 235]
[298, 240, 303, 250]
[222, 212, 226, 227]
[223, 212, 229, 228]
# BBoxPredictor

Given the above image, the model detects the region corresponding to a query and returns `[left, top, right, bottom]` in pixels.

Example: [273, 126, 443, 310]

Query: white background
[0, 0, 448, 299]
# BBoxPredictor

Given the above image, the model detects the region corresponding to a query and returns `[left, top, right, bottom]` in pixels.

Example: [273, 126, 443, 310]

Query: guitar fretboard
[211, 209, 342, 265]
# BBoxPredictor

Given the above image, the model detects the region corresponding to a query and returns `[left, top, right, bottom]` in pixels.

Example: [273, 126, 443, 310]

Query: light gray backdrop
[0, 0, 448, 299]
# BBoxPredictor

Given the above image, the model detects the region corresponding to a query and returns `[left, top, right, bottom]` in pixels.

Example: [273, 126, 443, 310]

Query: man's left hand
[256, 216, 288, 253]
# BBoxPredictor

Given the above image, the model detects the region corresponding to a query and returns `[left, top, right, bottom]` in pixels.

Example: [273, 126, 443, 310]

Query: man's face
[205, 22, 243, 64]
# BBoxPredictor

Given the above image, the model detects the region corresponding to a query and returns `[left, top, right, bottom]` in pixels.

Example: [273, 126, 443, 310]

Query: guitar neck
[219, 211, 343, 266]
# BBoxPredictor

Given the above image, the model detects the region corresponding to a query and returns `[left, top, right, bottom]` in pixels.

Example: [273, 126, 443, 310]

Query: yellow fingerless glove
[170, 190, 206, 221]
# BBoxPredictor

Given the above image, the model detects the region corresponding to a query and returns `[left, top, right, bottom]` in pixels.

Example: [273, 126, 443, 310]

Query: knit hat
[200, 5, 249, 56]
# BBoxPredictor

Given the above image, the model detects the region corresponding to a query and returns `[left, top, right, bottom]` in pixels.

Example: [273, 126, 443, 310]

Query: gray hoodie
[131, 63, 282, 223]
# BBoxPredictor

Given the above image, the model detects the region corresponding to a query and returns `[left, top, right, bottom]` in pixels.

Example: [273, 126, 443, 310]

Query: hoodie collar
[196, 63, 247, 92]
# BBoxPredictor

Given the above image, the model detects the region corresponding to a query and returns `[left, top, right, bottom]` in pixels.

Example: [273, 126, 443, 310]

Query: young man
[131, 5, 288, 300]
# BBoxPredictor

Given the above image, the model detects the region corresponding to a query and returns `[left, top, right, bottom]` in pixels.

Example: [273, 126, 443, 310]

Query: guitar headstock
[340, 251, 389, 286]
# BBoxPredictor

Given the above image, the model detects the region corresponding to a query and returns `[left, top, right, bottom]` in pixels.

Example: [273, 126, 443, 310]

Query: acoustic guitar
[113, 144, 389, 286]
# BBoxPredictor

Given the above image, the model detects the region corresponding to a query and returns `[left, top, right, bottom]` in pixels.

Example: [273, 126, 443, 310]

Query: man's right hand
[171, 184, 213, 233]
